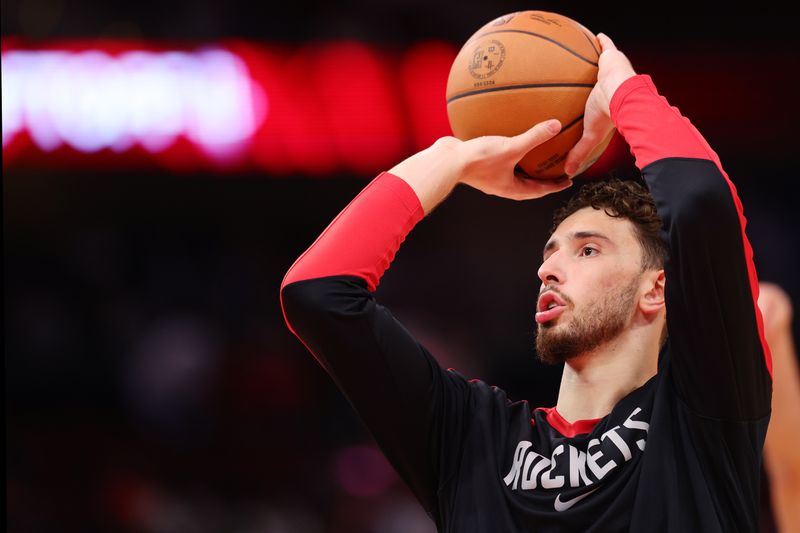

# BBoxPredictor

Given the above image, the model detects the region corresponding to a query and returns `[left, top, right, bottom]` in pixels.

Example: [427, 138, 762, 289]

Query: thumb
[564, 129, 603, 177]
[596, 33, 617, 53]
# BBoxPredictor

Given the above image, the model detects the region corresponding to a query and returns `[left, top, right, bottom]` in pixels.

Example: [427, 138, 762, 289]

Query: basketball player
[280, 34, 772, 531]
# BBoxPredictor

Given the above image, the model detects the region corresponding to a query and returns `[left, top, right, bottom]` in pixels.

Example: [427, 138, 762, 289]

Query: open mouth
[536, 291, 568, 324]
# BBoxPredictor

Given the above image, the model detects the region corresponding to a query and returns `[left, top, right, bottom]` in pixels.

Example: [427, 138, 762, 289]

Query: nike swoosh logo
[554, 486, 599, 512]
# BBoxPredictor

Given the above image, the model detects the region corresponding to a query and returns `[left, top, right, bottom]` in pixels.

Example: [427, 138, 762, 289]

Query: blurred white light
[120, 51, 184, 152]
[1, 47, 265, 159]
[182, 49, 259, 155]
[14, 51, 67, 151]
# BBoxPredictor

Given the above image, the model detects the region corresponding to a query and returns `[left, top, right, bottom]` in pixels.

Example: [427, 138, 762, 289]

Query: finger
[596, 33, 617, 53]
[507, 119, 562, 156]
[564, 132, 601, 177]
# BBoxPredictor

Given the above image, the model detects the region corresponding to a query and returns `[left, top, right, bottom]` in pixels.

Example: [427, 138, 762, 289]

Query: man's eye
[581, 246, 597, 257]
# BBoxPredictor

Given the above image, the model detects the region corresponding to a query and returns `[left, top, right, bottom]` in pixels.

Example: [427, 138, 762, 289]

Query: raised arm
[280, 170, 450, 518]
[611, 74, 771, 419]
[567, 34, 771, 419]
[279, 120, 568, 519]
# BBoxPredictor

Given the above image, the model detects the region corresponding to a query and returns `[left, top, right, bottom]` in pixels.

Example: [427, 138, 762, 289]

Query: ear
[639, 269, 666, 315]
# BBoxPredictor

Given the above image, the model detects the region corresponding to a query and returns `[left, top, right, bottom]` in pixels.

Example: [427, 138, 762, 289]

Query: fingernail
[547, 120, 561, 133]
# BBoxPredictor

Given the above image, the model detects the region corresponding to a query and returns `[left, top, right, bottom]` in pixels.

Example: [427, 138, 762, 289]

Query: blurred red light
[313, 41, 406, 175]
[7, 39, 780, 178]
[400, 41, 457, 151]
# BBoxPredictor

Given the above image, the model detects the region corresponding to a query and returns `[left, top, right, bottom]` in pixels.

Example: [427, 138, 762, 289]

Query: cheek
[569, 281, 602, 312]
[575, 267, 630, 305]
[599, 274, 625, 291]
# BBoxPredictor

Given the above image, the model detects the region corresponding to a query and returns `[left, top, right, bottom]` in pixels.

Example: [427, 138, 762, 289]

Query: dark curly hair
[551, 178, 667, 271]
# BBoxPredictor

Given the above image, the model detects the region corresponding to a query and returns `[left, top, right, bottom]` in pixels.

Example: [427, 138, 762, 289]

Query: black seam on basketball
[560, 114, 584, 132]
[446, 83, 593, 103]
[581, 31, 600, 58]
[468, 29, 599, 66]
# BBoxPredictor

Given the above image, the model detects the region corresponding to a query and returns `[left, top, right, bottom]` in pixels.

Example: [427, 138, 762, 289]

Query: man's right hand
[564, 33, 637, 177]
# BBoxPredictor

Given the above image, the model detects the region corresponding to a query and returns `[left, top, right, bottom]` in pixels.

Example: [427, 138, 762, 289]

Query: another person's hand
[757, 281, 800, 533]
[389, 119, 573, 214]
[564, 33, 637, 177]
[758, 281, 794, 336]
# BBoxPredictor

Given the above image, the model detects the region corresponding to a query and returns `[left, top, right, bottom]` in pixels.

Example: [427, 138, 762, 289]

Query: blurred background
[4, 1, 799, 532]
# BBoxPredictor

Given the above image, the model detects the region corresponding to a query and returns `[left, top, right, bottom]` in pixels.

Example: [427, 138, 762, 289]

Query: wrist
[609, 74, 653, 123]
[388, 139, 463, 215]
[606, 71, 638, 103]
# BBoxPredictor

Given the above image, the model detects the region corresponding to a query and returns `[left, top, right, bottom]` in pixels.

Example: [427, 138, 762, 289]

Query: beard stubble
[535, 277, 640, 365]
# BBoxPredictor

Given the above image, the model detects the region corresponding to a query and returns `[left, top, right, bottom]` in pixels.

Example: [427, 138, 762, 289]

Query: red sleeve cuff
[607, 73, 722, 169]
[281, 171, 425, 292]
[609, 74, 656, 125]
[379, 171, 426, 221]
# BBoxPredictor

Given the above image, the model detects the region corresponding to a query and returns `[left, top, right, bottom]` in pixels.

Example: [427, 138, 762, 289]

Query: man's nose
[537, 252, 563, 285]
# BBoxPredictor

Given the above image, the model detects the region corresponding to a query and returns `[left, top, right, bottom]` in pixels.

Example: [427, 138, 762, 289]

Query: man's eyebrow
[572, 231, 612, 243]
[543, 231, 612, 257]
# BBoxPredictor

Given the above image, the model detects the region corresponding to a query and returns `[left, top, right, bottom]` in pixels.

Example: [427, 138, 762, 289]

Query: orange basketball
[446, 11, 612, 179]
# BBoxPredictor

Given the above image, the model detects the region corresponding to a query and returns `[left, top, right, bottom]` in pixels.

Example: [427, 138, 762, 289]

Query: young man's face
[535, 206, 645, 364]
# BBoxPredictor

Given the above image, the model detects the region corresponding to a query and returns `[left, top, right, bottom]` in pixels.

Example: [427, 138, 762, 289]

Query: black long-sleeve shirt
[280, 74, 772, 532]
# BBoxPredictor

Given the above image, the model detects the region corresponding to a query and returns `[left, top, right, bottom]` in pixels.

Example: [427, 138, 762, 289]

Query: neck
[554, 323, 659, 423]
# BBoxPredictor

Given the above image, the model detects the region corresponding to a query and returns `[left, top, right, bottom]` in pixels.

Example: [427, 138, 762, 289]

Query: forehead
[550, 207, 639, 247]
